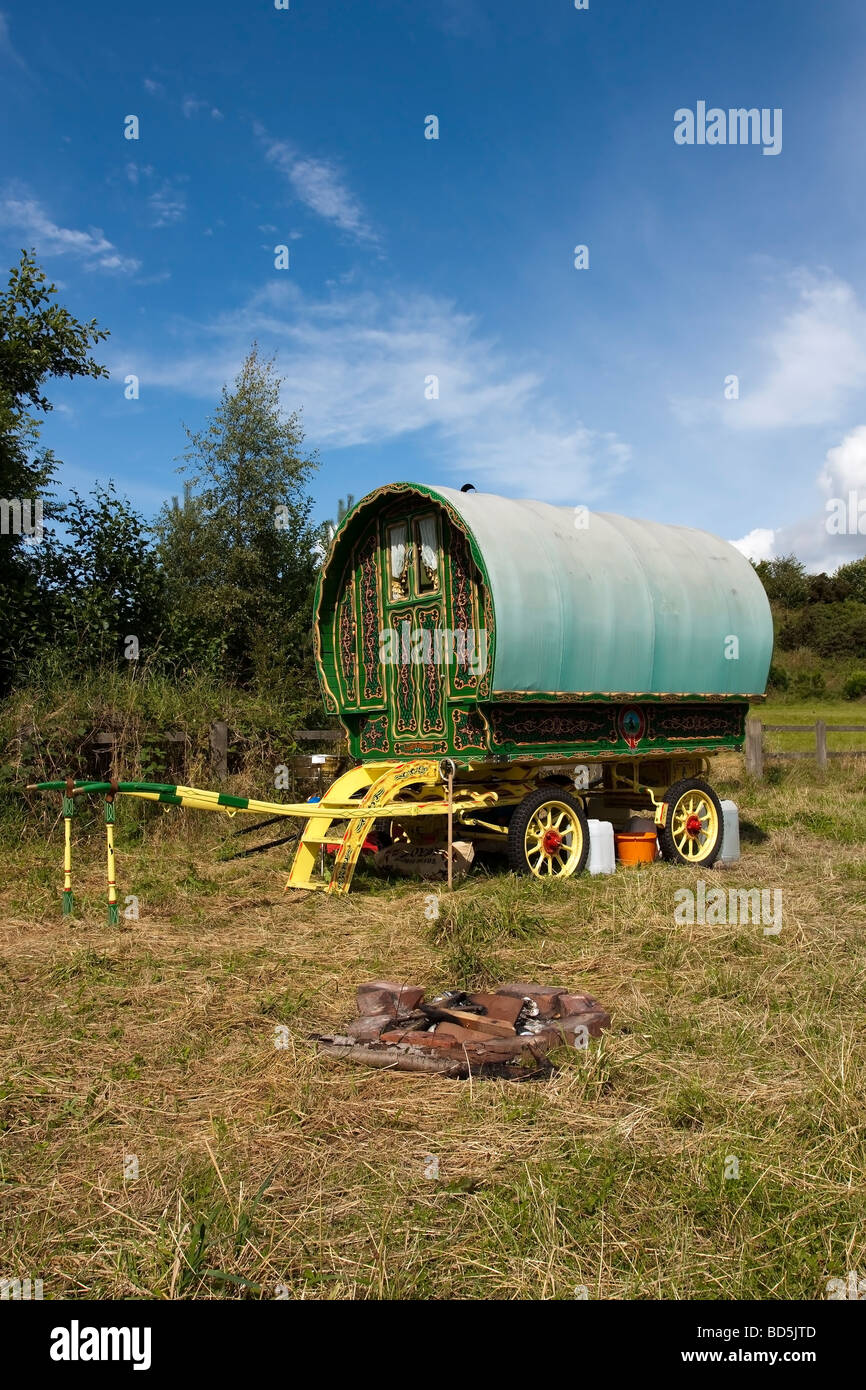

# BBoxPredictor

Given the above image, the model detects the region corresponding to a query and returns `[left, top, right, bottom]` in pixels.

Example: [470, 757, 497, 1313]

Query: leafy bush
[843, 670, 866, 701]
[767, 663, 789, 691]
[793, 670, 826, 698]
[778, 603, 866, 660]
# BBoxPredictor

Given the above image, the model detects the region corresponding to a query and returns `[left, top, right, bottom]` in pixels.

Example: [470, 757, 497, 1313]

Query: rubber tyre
[507, 784, 590, 879]
[658, 777, 724, 866]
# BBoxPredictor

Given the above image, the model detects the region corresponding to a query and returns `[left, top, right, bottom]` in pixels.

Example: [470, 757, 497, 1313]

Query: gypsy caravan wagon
[304, 482, 773, 889]
[30, 483, 773, 905]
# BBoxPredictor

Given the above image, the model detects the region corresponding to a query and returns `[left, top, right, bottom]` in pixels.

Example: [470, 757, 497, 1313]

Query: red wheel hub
[685, 814, 703, 836]
[542, 828, 562, 855]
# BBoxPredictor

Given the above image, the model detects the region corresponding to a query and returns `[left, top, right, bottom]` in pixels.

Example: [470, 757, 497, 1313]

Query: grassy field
[1, 744, 864, 1300]
[760, 699, 866, 755]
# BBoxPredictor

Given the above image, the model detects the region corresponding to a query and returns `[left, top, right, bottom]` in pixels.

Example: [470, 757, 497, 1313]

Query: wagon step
[285, 758, 444, 895]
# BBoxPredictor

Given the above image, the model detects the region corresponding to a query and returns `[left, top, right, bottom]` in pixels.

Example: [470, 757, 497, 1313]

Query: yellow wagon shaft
[29, 746, 731, 918]
[29, 759, 541, 910]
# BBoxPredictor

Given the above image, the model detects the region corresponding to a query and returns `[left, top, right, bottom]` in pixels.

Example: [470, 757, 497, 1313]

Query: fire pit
[314, 979, 611, 1078]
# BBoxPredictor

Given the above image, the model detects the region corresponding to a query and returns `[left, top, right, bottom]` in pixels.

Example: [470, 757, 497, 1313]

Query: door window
[415, 514, 440, 594]
[387, 522, 410, 601]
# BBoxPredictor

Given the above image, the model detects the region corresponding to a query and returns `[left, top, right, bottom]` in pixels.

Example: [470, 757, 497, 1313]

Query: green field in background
[755, 700, 866, 755]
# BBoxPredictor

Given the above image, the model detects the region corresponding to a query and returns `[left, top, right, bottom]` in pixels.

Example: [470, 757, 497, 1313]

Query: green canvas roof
[433, 485, 772, 697]
[325, 483, 774, 699]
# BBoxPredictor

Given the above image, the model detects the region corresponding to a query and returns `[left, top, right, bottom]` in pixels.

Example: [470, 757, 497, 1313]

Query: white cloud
[116, 282, 630, 500]
[125, 161, 153, 186]
[257, 127, 377, 245]
[143, 77, 164, 96]
[818, 424, 866, 497]
[136, 269, 172, 286]
[730, 527, 775, 563]
[734, 427, 866, 571]
[0, 190, 140, 273]
[148, 181, 187, 227]
[436, 0, 490, 37]
[181, 94, 223, 119]
[733, 275, 866, 429]
[0, 12, 26, 69]
[672, 272, 866, 432]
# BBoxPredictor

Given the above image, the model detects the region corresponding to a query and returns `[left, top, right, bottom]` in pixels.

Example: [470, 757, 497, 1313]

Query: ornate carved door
[382, 509, 446, 746]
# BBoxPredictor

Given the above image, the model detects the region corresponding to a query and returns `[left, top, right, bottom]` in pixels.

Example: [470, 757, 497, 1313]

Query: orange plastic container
[614, 830, 658, 865]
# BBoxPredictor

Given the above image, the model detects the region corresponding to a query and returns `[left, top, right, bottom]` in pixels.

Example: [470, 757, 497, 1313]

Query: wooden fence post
[210, 720, 229, 779]
[745, 717, 763, 779]
[815, 719, 828, 771]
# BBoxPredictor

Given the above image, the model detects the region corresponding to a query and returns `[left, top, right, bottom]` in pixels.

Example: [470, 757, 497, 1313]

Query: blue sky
[3, 0, 866, 569]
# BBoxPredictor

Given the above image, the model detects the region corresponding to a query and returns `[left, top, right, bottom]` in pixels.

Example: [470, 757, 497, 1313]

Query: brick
[495, 982, 567, 1018]
[548, 1009, 611, 1044]
[380, 1023, 430, 1043]
[465, 991, 524, 1025]
[458, 1031, 558, 1061]
[356, 981, 425, 1018]
[434, 1020, 500, 1042]
[555, 992, 603, 1018]
[345, 1013, 393, 1042]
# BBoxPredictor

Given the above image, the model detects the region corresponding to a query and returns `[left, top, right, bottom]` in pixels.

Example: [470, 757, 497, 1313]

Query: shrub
[767, 663, 789, 691]
[793, 670, 826, 698]
[843, 670, 866, 701]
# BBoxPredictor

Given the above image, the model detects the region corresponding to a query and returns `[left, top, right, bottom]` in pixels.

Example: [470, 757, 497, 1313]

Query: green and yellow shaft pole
[62, 782, 74, 916]
[105, 793, 118, 925]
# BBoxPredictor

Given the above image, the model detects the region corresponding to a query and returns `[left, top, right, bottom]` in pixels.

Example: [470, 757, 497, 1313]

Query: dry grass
[1, 753, 864, 1300]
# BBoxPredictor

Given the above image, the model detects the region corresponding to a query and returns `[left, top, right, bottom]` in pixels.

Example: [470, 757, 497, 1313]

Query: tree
[753, 554, 810, 608]
[156, 345, 320, 691]
[36, 484, 165, 672]
[806, 571, 843, 604]
[834, 555, 866, 604]
[0, 251, 108, 689]
[777, 600, 866, 660]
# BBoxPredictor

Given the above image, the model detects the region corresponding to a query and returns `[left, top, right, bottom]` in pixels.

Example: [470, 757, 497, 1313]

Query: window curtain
[417, 515, 439, 585]
[389, 524, 408, 596]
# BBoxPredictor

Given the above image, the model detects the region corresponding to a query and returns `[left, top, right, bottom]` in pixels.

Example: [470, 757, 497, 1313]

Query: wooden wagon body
[314, 482, 773, 766]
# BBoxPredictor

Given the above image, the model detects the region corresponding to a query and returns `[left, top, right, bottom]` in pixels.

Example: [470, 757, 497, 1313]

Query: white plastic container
[587, 818, 616, 875]
[719, 800, 740, 864]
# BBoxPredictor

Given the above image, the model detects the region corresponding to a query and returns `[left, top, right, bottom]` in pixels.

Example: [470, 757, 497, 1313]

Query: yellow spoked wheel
[659, 778, 723, 866]
[508, 786, 589, 879]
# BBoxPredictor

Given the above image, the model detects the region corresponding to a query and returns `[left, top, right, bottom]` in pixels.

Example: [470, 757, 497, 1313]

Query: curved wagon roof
[317, 482, 773, 700]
